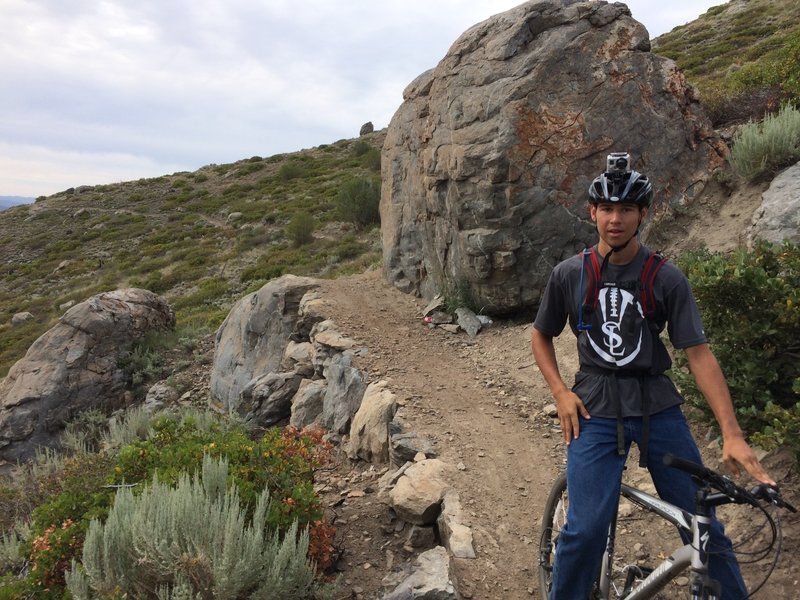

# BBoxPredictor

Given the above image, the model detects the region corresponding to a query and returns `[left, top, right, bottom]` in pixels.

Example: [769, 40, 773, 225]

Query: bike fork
[597, 501, 620, 599]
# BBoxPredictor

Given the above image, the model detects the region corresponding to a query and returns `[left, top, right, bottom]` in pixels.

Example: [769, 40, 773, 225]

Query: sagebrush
[66, 455, 334, 600]
[729, 104, 800, 181]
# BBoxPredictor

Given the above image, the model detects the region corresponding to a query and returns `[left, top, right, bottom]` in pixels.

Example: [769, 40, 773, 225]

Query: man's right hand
[554, 388, 591, 444]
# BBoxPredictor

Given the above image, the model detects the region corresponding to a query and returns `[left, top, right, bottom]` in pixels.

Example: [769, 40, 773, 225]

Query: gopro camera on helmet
[606, 152, 631, 175]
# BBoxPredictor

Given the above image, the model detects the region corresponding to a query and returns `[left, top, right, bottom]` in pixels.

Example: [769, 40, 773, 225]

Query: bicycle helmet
[588, 170, 653, 207]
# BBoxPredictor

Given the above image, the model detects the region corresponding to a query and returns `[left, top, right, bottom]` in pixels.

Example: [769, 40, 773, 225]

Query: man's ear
[589, 203, 597, 222]
[640, 206, 649, 222]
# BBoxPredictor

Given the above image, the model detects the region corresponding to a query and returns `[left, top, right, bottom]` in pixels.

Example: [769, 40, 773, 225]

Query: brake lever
[751, 484, 798, 513]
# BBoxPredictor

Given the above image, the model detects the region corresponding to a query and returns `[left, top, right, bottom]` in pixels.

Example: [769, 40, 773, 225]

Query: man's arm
[531, 327, 590, 444]
[684, 343, 775, 485]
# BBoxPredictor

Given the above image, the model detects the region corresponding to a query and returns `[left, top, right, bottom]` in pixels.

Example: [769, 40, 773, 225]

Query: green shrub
[171, 277, 230, 311]
[24, 453, 117, 593]
[730, 28, 800, 104]
[752, 401, 800, 455]
[240, 262, 286, 284]
[119, 339, 166, 391]
[350, 139, 372, 156]
[729, 104, 800, 181]
[67, 455, 333, 600]
[0, 409, 334, 599]
[102, 405, 155, 450]
[61, 409, 110, 455]
[335, 177, 381, 229]
[277, 162, 307, 181]
[0, 319, 47, 378]
[442, 278, 482, 317]
[236, 162, 266, 177]
[285, 212, 316, 247]
[674, 242, 800, 456]
[111, 418, 329, 531]
[0, 527, 26, 575]
[331, 235, 366, 261]
[362, 147, 381, 172]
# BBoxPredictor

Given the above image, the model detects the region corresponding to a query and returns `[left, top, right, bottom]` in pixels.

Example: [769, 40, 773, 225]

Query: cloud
[0, 0, 727, 197]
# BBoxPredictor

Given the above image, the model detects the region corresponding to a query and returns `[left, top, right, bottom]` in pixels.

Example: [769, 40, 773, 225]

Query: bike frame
[596, 483, 720, 600]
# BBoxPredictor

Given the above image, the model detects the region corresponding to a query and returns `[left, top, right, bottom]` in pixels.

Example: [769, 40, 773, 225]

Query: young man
[531, 154, 774, 600]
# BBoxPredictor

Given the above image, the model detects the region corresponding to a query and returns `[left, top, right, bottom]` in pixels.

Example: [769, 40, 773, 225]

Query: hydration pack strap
[578, 247, 667, 324]
[638, 377, 651, 468]
[639, 251, 666, 318]
[579, 248, 603, 330]
[578, 366, 652, 467]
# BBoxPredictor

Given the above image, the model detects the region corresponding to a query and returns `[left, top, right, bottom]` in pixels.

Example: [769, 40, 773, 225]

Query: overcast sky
[1, 0, 728, 198]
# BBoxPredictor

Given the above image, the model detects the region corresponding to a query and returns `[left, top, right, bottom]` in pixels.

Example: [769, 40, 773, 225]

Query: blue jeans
[549, 406, 747, 600]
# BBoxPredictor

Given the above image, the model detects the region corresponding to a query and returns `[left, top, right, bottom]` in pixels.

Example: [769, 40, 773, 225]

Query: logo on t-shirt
[587, 286, 644, 366]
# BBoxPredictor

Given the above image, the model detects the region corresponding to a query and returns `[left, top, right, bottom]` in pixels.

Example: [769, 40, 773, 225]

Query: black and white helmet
[588, 170, 653, 207]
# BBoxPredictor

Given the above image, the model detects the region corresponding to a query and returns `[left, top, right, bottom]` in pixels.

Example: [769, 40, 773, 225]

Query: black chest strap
[579, 366, 652, 468]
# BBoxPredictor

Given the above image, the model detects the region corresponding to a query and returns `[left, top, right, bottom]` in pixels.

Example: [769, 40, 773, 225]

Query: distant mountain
[0, 196, 34, 210]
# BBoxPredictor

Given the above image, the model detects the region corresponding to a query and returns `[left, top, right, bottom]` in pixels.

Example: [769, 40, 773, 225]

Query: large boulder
[0, 289, 174, 466]
[381, 0, 726, 313]
[210, 275, 321, 412]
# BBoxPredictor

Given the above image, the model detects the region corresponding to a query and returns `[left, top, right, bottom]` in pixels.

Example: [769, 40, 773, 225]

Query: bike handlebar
[663, 453, 797, 513]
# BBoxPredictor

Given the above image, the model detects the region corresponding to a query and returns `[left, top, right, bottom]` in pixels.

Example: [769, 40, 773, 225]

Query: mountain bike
[538, 453, 796, 599]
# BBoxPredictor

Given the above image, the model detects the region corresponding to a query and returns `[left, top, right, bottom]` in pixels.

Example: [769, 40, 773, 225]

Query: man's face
[590, 202, 647, 247]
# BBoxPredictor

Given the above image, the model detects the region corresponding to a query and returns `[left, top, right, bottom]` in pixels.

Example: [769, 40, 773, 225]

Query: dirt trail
[311, 267, 799, 600]
[314, 269, 576, 599]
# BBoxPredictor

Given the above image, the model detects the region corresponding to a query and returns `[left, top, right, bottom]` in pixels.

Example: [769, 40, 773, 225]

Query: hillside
[653, 0, 800, 125]
[0, 131, 385, 376]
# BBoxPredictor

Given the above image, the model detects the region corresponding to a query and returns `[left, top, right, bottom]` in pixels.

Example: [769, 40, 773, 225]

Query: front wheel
[539, 472, 568, 599]
[539, 472, 606, 599]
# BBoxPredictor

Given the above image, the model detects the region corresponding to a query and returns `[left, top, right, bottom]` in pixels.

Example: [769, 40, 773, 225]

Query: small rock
[422, 295, 445, 316]
[11, 312, 34, 326]
[455, 307, 482, 337]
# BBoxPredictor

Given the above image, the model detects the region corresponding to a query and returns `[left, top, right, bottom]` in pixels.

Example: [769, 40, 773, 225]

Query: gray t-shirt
[533, 245, 707, 418]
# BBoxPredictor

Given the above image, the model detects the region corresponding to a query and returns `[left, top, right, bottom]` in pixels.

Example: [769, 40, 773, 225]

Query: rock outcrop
[209, 276, 369, 433]
[0, 289, 174, 466]
[748, 161, 800, 246]
[210, 275, 321, 411]
[381, 0, 727, 313]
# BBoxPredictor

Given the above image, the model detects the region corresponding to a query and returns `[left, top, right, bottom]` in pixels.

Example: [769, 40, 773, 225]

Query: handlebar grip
[753, 484, 799, 513]
[662, 453, 745, 501]
[664, 454, 797, 511]
[662, 453, 714, 480]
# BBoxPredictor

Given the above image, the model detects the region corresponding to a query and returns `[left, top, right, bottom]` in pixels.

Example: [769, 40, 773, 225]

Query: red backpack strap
[579, 247, 602, 330]
[640, 250, 666, 318]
